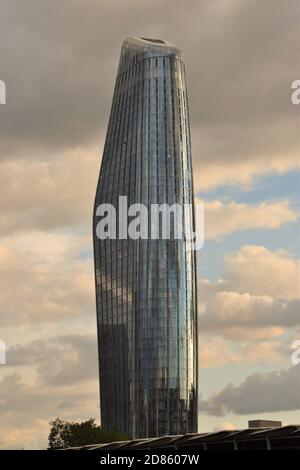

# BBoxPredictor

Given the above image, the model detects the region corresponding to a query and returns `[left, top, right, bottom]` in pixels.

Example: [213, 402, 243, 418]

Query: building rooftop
[248, 419, 282, 429]
[65, 425, 300, 451]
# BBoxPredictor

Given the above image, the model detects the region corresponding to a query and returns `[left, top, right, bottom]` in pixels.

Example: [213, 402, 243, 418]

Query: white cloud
[198, 245, 300, 340]
[201, 199, 297, 240]
[224, 245, 300, 299]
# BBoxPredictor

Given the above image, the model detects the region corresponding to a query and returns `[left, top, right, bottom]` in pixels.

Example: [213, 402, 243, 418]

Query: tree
[48, 418, 128, 449]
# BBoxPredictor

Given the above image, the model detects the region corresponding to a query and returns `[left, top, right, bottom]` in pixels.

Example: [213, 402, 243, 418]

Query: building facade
[93, 37, 198, 438]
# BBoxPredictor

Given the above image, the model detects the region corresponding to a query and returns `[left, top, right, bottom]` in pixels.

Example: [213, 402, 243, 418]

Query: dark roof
[64, 425, 300, 451]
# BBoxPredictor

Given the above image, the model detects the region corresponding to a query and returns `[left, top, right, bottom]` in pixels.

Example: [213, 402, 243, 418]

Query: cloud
[199, 292, 300, 334]
[0, 0, 299, 450]
[0, 0, 299, 190]
[224, 245, 300, 300]
[0, 231, 95, 325]
[0, 0, 298, 246]
[199, 365, 300, 416]
[198, 245, 300, 340]
[0, 149, 99, 235]
[213, 422, 236, 432]
[0, 333, 99, 449]
[192, 127, 300, 192]
[0, 372, 99, 449]
[200, 337, 284, 368]
[198, 246, 300, 305]
[201, 199, 297, 240]
[8, 334, 98, 386]
[2, 150, 296, 238]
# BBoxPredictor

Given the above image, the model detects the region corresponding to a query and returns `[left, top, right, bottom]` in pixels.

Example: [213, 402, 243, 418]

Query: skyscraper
[93, 37, 198, 439]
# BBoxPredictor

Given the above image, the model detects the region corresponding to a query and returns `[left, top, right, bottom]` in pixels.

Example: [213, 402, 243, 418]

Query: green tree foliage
[48, 418, 128, 449]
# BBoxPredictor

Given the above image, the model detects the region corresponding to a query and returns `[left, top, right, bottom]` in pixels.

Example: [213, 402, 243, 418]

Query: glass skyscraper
[93, 37, 198, 439]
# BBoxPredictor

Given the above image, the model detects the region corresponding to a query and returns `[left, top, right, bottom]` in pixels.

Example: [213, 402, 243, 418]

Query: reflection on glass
[93, 37, 198, 438]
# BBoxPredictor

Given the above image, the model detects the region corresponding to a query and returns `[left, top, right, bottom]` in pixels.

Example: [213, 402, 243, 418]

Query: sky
[0, 0, 299, 449]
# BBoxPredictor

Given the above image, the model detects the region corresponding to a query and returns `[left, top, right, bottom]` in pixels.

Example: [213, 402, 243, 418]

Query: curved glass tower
[93, 37, 198, 438]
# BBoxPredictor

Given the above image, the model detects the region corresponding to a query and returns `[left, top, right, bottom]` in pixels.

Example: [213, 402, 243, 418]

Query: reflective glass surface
[93, 37, 198, 438]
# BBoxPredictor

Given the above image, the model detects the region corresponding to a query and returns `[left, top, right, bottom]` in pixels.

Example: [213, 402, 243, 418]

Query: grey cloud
[7, 334, 98, 386]
[0, 0, 298, 176]
[199, 365, 300, 416]
[0, 0, 187, 155]
[0, 371, 99, 449]
[0, 333, 100, 448]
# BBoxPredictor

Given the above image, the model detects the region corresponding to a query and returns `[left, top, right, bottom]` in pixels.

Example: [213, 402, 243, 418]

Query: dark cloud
[200, 365, 300, 415]
[0, 0, 298, 179]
